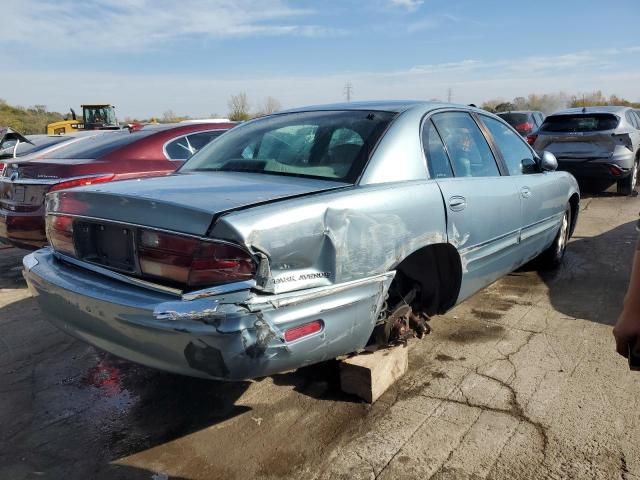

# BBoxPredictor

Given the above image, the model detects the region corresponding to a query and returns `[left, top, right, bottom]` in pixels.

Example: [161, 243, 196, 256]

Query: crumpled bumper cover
[23, 248, 394, 380]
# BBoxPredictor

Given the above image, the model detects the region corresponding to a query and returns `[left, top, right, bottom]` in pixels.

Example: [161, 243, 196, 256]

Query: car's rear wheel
[617, 160, 638, 196]
[538, 205, 571, 269]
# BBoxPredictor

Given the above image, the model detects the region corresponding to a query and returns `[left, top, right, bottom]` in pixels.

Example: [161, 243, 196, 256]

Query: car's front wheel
[617, 160, 638, 196]
[537, 205, 571, 269]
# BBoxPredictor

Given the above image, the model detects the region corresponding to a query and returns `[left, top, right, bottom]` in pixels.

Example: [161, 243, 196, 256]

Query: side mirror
[539, 151, 558, 171]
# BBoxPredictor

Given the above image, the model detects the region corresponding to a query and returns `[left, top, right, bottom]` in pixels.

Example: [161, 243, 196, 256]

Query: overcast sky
[2, 0, 640, 118]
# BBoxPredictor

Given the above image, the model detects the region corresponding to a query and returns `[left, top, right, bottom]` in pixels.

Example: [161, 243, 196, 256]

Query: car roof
[279, 100, 455, 114]
[551, 105, 631, 116]
[138, 122, 234, 133]
[496, 110, 541, 114]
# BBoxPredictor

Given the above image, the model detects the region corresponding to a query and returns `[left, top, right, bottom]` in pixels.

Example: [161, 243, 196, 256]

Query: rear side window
[481, 116, 537, 176]
[188, 131, 224, 150]
[422, 120, 453, 178]
[540, 114, 620, 132]
[431, 112, 500, 177]
[164, 130, 225, 160]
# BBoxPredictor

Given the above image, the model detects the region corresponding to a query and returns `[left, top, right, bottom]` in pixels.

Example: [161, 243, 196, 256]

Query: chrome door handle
[521, 187, 531, 198]
[448, 196, 467, 211]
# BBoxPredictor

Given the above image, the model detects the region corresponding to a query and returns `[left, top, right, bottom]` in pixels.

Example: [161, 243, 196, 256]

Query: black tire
[617, 160, 638, 196]
[537, 205, 571, 270]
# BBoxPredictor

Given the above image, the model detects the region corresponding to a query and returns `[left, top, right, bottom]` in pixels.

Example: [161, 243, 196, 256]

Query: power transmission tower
[447, 88, 452, 103]
[344, 82, 353, 102]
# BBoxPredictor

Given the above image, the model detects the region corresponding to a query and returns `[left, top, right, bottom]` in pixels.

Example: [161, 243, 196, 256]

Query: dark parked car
[0, 121, 234, 248]
[24, 101, 579, 381]
[496, 111, 545, 139]
[532, 106, 640, 195]
[0, 129, 111, 171]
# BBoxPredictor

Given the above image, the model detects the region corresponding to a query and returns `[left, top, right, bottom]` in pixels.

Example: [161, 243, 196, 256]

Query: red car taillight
[515, 122, 534, 133]
[46, 215, 76, 257]
[526, 134, 538, 146]
[138, 229, 256, 287]
[48, 174, 116, 193]
[608, 164, 623, 176]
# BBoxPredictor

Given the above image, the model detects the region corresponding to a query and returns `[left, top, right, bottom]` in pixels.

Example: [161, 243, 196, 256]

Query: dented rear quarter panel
[211, 180, 448, 294]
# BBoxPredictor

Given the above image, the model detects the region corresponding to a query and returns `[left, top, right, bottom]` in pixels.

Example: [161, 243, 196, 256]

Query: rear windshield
[496, 113, 529, 126]
[540, 114, 620, 133]
[46, 130, 156, 159]
[180, 110, 396, 182]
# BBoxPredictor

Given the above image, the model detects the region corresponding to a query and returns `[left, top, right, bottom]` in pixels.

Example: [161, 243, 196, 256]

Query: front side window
[431, 112, 500, 177]
[181, 110, 396, 182]
[481, 116, 537, 175]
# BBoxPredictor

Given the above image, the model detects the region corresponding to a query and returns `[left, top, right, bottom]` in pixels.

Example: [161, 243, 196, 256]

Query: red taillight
[45, 214, 76, 256]
[137, 229, 256, 287]
[48, 174, 116, 193]
[0, 163, 5, 175]
[527, 134, 538, 146]
[515, 122, 534, 133]
[608, 164, 623, 176]
[284, 320, 324, 342]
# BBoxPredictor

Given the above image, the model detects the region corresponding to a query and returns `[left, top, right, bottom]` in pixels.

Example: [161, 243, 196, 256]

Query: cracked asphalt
[1, 193, 640, 480]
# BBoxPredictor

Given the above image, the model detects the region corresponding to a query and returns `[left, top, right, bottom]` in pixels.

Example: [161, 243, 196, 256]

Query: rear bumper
[0, 207, 46, 249]
[555, 148, 636, 180]
[23, 249, 393, 380]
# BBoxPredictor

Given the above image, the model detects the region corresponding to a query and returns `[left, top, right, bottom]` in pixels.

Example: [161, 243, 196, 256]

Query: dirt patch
[435, 353, 455, 362]
[471, 309, 504, 320]
[444, 324, 505, 344]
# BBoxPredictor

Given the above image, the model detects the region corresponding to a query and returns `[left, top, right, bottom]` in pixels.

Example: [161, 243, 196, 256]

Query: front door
[478, 114, 567, 262]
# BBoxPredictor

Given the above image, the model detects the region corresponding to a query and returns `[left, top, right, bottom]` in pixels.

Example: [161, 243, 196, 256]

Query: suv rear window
[496, 113, 529, 126]
[540, 114, 620, 133]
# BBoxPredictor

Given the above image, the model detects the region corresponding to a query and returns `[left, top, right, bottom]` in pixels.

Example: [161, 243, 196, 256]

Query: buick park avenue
[23, 101, 579, 380]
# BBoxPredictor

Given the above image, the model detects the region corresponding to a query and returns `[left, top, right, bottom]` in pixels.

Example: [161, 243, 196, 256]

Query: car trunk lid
[47, 171, 349, 236]
[1, 159, 102, 211]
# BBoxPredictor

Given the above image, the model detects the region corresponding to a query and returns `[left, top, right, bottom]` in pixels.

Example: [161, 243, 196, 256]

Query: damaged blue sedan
[23, 101, 579, 380]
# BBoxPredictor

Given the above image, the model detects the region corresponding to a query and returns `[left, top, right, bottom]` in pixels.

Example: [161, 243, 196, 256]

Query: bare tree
[162, 110, 177, 122]
[262, 97, 281, 115]
[228, 93, 251, 121]
[253, 97, 282, 118]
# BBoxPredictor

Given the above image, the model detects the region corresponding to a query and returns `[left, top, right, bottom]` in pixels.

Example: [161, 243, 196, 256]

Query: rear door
[424, 111, 522, 302]
[479, 114, 567, 261]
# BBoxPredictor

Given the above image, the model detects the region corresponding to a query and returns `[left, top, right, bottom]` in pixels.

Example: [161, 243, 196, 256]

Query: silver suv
[532, 106, 640, 195]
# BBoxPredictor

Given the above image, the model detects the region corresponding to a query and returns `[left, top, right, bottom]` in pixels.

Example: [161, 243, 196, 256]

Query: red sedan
[0, 121, 235, 249]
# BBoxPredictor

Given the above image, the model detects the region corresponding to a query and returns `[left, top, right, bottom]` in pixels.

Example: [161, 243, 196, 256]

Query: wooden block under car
[339, 345, 408, 403]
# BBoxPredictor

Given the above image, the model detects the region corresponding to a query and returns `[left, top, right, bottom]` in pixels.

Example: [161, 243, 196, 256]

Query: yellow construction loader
[47, 104, 121, 135]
